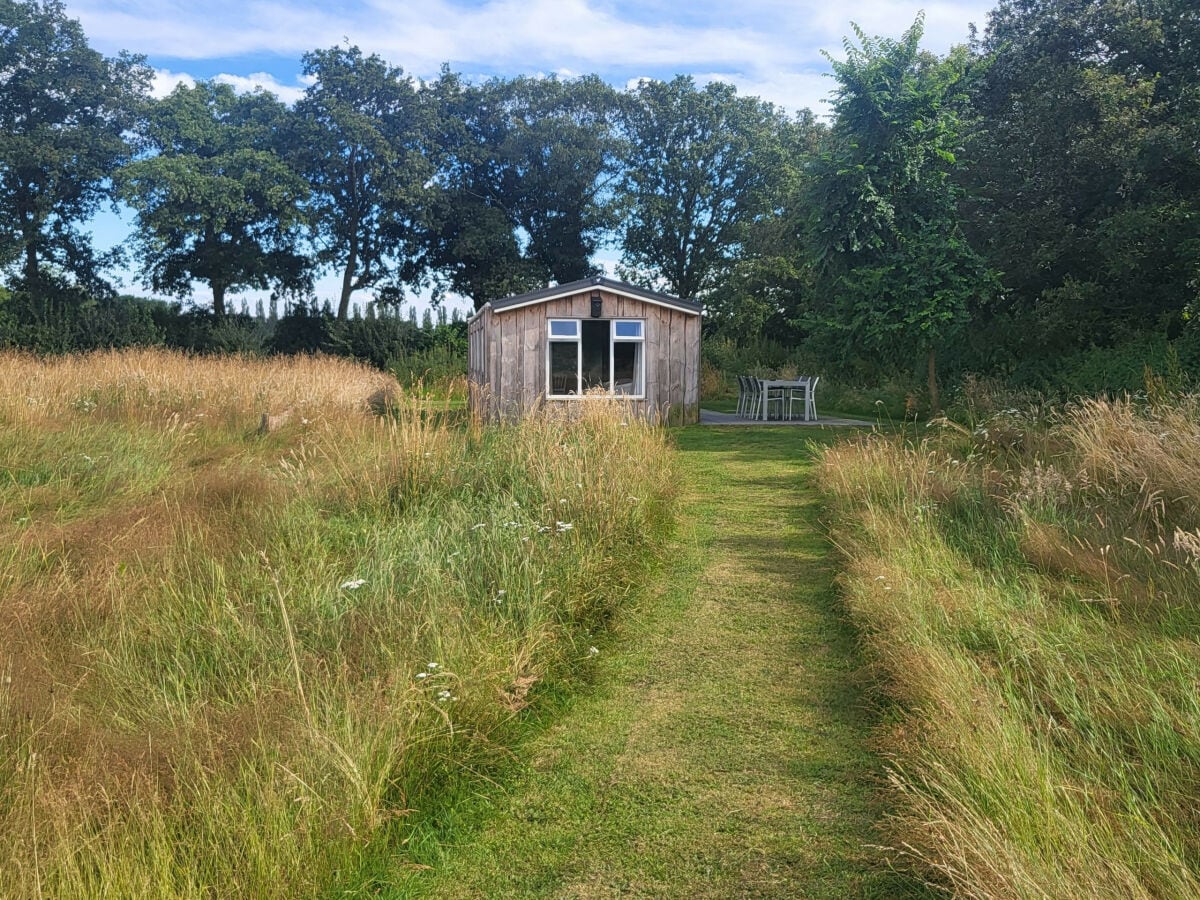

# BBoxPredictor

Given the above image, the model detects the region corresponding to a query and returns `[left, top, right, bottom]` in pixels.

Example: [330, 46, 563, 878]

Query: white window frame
[547, 319, 582, 398]
[545, 318, 645, 399]
[610, 319, 645, 398]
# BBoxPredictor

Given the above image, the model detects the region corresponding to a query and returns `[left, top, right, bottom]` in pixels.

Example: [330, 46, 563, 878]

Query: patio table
[757, 379, 814, 421]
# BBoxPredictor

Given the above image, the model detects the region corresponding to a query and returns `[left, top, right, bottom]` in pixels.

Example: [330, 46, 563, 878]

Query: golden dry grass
[0, 349, 676, 898]
[0, 348, 397, 427]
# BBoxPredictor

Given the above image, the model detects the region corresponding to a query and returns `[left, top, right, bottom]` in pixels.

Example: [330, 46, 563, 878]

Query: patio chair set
[736, 375, 820, 422]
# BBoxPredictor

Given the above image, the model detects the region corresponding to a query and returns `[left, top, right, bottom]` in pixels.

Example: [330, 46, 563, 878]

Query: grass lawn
[401, 424, 929, 898]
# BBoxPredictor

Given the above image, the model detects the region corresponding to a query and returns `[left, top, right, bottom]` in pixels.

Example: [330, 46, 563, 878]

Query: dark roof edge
[489, 276, 703, 315]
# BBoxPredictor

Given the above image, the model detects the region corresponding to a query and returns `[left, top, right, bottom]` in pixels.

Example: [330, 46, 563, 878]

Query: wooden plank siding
[468, 288, 699, 424]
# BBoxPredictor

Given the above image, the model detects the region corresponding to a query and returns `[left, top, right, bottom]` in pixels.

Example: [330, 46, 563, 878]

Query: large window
[547, 319, 644, 398]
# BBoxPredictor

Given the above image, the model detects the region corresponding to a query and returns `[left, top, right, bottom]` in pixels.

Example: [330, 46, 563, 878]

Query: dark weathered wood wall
[467, 288, 700, 424]
[466, 305, 492, 417]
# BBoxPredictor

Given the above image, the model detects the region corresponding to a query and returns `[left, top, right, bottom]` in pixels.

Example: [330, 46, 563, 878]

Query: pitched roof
[485, 276, 703, 316]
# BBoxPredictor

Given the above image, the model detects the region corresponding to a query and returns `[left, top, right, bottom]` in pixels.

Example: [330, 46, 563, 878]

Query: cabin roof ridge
[484, 276, 703, 316]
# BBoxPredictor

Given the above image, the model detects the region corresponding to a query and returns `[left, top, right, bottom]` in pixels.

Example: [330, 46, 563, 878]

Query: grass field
[818, 396, 1200, 898]
[0, 350, 676, 897]
[403, 424, 925, 898]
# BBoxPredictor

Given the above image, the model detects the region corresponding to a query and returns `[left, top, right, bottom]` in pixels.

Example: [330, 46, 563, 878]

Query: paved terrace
[699, 409, 874, 427]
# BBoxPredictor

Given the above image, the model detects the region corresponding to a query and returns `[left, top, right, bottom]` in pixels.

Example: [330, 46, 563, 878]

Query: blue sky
[68, 0, 996, 313]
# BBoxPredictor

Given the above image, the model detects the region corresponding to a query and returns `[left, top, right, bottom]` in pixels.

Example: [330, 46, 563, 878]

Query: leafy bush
[0, 284, 162, 352]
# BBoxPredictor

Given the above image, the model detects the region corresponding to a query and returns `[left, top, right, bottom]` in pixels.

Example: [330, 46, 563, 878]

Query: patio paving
[699, 409, 874, 427]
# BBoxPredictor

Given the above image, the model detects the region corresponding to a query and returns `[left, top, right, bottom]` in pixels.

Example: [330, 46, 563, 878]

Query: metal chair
[745, 375, 763, 419]
[787, 376, 819, 421]
[760, 378, 785, 420]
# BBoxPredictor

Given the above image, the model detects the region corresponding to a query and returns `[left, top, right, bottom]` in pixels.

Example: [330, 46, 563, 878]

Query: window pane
[549, 319, 578, 338]
[613, 320, 643, 339]
[549, 342, 578, 394]
[581, 320, 610, 391]
[613, 341, 643, 395]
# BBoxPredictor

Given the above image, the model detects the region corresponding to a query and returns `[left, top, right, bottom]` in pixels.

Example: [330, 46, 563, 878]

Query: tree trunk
[338, 240, 357, 320]
[24, 242, 38, 285]
[927, 347, 941, 418]
[213, 282, 226, 317]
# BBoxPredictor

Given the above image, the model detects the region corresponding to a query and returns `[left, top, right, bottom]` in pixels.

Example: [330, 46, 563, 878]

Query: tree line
[2, 0, 1197, 400]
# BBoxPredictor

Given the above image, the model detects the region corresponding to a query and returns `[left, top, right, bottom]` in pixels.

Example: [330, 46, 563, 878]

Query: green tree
[962, 0, 1200, 356]
[618, 76, 789, 301]
[292, 46, 434, 319]
[0, 0, 151, 290]
[807, 16, 993, 413]
[117, 82, 310, 316]
[704, 110, 827, 344]
[425, 72, 620, 310]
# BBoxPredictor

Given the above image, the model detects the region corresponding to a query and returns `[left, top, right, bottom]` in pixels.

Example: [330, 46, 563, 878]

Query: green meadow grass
[401, 424, 929, 899]
[818, 397, 1200, 898]
[0, 350, 676, 897]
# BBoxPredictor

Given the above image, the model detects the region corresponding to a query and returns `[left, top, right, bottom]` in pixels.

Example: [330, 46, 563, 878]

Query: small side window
[613, 320, 643, 340]
[549, 319, 579, 338]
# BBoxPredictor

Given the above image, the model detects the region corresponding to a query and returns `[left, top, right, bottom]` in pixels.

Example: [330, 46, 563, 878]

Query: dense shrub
[0, 286, 162, 352]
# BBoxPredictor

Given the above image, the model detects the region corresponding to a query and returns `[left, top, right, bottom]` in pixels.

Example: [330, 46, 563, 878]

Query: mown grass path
[406, 426, 925, 898]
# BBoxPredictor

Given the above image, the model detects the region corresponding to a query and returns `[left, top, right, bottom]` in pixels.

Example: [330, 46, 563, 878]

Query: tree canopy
[116, 82, 310, 316]
[424, 73, 621, 310]
[806, 15, 994, 412]
[618, 76, 789, 300]
[292, 46, 434, 319]
[0, 0, 151, 292]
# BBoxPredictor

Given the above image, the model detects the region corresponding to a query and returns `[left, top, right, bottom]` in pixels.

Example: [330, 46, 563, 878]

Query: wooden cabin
[467, 276, 702, 424]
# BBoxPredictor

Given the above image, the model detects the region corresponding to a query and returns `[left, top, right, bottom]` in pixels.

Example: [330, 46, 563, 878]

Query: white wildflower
[556, 521, 573, 532]
[472, 523, 487, 530]
[340, 578, 367, 590]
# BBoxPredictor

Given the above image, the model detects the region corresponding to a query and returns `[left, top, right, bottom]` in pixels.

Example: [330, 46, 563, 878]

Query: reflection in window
[613, 341, 642, 395]
[546, 318, 645, 397]
[581, 320, 610, 391]
[549, 341, 578, 395]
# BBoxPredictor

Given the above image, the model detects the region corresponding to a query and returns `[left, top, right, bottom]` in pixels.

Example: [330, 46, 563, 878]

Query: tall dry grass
[0, 349, 676, 897]
[818, 395, 1200, 899]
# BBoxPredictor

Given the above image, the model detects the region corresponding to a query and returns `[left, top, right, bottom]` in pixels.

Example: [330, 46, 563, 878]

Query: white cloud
[213, 72, 308, 104]
[150, 68, 308, 105]
[691, 70, 834, 117]
[72, 0, 996, 120]
[150, 68, 195, 99]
